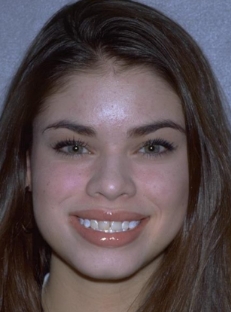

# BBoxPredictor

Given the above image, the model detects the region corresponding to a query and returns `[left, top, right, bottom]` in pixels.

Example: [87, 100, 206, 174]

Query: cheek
[134, 159, 189, 256]
[31, 158, 90, 209]
[135, 158, 189, 215]
[30, 156, 91, 243]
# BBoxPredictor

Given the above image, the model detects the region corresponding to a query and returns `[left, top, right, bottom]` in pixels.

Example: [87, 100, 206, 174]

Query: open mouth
[69, 210, 149, 247]
[78, 218, 140, 233]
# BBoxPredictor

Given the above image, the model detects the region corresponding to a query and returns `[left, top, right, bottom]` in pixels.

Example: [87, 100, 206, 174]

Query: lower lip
[69, 216, 148, 248]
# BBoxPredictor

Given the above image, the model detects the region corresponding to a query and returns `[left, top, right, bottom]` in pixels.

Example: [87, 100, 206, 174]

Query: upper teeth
[78, 218, 140, 233]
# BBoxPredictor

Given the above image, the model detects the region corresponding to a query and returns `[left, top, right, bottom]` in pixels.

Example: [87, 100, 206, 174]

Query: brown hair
[0, 0, 231, 311]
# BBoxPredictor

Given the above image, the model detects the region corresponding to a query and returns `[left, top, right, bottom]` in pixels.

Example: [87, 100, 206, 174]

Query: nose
[86, 155, 136, 201]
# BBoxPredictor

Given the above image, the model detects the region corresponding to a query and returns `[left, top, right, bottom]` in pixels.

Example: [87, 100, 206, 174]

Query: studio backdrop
[0, 0, 230, 108]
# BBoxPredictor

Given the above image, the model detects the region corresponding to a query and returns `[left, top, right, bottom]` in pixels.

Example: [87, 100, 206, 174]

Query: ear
[26, 151, 32, 191]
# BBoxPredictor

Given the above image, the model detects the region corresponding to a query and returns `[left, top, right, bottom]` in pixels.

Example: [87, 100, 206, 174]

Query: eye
[52, 139, 90, 156]
[139, 139, 175, 157]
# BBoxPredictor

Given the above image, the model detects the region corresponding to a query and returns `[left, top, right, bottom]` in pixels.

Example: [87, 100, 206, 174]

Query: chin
[58, 245, 158, 283]
[76, 262, 142, 281]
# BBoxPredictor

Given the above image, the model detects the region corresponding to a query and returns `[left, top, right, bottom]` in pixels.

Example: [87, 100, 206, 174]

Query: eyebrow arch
[127, 120, 185, 137]
[43, 120, 96, 137]
[43, 119, 185, 138]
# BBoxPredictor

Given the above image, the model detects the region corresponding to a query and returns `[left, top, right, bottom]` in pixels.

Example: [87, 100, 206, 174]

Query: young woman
[0, 0, 231, 311]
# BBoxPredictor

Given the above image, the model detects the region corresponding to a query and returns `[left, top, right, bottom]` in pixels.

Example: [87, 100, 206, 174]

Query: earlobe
[26, 151, 32, 191]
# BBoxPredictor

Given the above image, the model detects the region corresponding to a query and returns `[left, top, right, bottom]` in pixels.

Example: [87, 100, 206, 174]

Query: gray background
[0, 0, 230, 107]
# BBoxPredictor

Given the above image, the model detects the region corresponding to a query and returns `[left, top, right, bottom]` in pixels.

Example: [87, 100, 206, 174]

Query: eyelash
[138, 139, 176, 158]
[52, 138, 176, 158]
[52, 139, 90, 156]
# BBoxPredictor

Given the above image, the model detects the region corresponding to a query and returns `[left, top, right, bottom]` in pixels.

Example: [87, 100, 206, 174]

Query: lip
[69, 210, 149, 248]
[71, 209, 146, 221]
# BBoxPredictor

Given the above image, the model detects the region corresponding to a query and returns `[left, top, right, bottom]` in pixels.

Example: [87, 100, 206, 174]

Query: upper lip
[70, 209, 148, 221]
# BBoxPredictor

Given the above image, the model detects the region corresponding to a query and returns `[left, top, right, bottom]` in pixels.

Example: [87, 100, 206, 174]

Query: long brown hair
[0, 0, 231, 311]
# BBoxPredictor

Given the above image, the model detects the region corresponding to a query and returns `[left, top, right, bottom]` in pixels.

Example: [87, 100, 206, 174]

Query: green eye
[139, 139, 175, 157]
[143, 144, 165, 154]
[66, 145, 82, 153]
[53, 139, 90, 155]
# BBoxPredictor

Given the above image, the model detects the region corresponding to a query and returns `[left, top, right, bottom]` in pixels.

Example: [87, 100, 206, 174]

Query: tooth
[90, 220, 98, 230]
[98, 221, 110, 231]
[122, 221, 129, 231]
[111, 221, 122, 232]
[129, 221, 139, 229]
[84, 219, 91, 228]
[80, 218, 140, 232]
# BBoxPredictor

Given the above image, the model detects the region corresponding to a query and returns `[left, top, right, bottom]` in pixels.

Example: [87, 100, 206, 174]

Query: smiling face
[28, 67, 189, 282]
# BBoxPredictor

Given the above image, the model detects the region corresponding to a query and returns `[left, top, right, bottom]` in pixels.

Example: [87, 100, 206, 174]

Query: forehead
[34, 68, 184, 132]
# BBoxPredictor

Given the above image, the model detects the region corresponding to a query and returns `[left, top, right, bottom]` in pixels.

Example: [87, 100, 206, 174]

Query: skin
[27, 67, 189, 312]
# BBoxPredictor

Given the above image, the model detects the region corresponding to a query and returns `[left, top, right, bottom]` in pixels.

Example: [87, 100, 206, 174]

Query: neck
[42, 254, 154, 312]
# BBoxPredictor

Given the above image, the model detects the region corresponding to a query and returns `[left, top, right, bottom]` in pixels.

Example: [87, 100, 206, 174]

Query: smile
[69, 210, 149, 247]
[78, 218, 140, 233]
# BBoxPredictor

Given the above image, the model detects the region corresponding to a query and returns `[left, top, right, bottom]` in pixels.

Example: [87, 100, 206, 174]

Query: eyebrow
[43, 119, 185, 137]
[43, 120, 96, 137]
[127, 120, 185, 137]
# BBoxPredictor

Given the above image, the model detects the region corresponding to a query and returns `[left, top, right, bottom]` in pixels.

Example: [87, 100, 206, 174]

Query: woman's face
[28, 67, 189, 281]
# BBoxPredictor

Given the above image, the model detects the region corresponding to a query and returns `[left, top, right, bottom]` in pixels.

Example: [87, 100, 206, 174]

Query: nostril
[86, 162, 136, 200]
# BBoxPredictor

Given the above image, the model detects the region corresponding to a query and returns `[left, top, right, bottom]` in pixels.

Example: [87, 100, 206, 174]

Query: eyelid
[52, 139, 91, 156]
[138, 138, 176, 157]
[51, 137, 176, 158]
